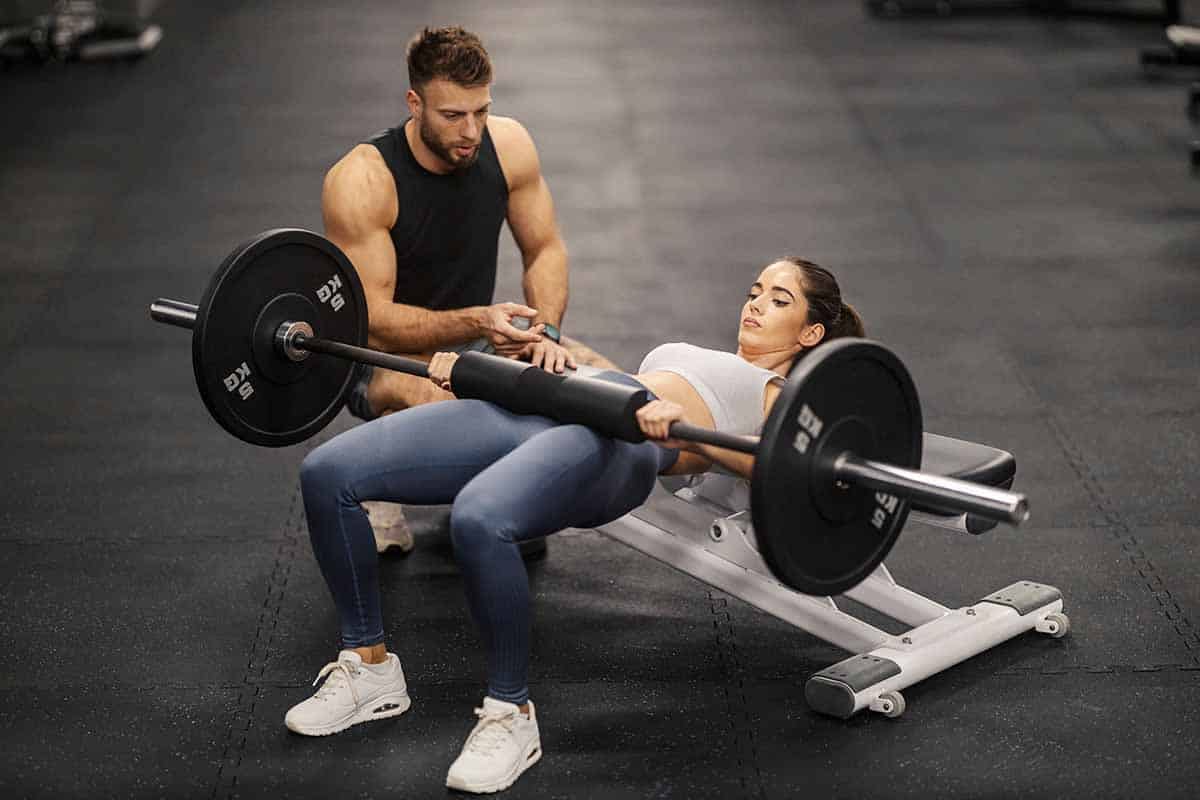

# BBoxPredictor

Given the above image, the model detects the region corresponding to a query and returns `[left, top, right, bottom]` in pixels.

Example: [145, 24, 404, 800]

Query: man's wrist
[532, 318, 562, 343]
[463, 306, 487, 336]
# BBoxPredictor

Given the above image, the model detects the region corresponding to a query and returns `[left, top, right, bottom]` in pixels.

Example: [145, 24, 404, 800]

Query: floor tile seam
[1002, 352, 1200, 665]
[210, 438, 316, 800]
[1042, 417, 1200, 662]
[705, 592, 768, 800]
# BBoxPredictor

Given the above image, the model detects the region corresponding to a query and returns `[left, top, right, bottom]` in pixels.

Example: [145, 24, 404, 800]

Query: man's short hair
[406, 26, 492, 92]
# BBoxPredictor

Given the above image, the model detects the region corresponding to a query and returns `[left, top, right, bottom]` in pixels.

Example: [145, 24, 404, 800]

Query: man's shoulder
[325, 145, 396, 202]
[488, 114, 531, 139]
[327, 143, 390, 185]
[487, 116, 539, 186]
[322, 144, 397, 229]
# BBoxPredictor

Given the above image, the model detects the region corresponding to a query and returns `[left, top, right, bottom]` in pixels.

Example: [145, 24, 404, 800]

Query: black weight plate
[191, 229, 367, 447]
[751, 339, 922, 595]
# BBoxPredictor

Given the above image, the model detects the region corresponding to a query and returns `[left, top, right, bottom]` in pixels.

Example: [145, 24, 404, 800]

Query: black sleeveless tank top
[365, 122, 509, 310]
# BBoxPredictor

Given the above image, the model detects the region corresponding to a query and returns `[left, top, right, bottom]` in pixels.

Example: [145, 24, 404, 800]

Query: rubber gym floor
[2, 1, 1198, 798]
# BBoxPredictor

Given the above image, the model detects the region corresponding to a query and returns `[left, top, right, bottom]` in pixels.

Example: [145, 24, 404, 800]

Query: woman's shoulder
[650, 342, 731, 359]
[639, 341, 692, 366]
[645, 342, 778, 370]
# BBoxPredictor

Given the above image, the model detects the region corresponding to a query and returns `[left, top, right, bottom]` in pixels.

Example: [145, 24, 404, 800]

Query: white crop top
[637, 342, 785, 436]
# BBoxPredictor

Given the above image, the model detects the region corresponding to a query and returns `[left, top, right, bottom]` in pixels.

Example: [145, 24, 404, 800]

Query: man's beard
[419, 117, 479, 174]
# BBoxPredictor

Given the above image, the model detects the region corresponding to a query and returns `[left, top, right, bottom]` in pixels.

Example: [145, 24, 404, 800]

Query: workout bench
[596, 431, 1068, 719]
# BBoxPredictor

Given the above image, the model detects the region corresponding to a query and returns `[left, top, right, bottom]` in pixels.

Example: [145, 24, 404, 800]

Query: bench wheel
[873, 690, 906, 718]
[1038, 611, 1071, 639]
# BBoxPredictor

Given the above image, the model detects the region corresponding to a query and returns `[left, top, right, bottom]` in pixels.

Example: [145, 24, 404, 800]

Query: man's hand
[427, 351, 460, 393]
[503, 339, 577, 373]
[635, 399, 696, 450]
[479, 303, 544, 349]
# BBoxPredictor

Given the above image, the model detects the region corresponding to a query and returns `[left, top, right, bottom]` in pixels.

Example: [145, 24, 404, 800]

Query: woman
[287, 258, 864, 793]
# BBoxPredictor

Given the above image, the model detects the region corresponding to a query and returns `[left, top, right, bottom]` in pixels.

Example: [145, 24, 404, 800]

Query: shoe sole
[445, 737, 542, 794]
[286, 691, 411, 737]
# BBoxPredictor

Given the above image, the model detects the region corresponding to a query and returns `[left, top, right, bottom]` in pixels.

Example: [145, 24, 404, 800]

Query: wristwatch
[541, 323, 562, 344]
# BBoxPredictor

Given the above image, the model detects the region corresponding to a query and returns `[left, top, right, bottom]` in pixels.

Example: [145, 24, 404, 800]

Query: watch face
[543, 323, 561, 343]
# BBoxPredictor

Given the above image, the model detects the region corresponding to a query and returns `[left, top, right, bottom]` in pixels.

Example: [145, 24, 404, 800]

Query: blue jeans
[299, 372, 678, 704]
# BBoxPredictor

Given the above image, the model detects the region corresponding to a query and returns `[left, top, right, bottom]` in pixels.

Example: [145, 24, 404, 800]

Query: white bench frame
[596, 473, 1067, 718]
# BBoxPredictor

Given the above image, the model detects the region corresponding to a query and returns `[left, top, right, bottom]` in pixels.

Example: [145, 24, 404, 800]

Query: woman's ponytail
[833, 301, 865, 339]
[782, 257, 865, 345]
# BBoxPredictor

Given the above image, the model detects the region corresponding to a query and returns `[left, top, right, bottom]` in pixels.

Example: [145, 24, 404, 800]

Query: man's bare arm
[492, 117, 569, 330]
[321, 145, 484, 353]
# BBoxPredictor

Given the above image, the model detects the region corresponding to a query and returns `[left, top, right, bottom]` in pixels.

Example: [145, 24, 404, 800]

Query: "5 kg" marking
[224, 362, 254, 400]
[316, 275, 345, 312]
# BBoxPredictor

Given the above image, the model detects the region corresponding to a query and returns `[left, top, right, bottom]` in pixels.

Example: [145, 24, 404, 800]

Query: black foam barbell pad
[448, 350, 530, 407]
[514, 364, 569, 418]
[554, 374, 652, 443]
[450, 352, 651, 441]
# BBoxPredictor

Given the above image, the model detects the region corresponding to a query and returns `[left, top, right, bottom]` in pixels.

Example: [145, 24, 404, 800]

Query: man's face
[410, 79, 492, 173]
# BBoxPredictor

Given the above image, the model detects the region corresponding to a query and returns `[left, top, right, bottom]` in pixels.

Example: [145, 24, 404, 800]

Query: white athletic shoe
[364, 501, 414, 555]
[445, 697, 542, 794]
[1167, 25, 1200, 50]
[284, 650, 411, 736]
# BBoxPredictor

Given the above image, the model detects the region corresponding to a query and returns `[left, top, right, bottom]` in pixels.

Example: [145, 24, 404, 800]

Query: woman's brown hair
[783, 257, 865, 346]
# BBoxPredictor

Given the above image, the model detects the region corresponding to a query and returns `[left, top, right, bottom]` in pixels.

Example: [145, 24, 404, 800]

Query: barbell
[150, 228, 1029, 596]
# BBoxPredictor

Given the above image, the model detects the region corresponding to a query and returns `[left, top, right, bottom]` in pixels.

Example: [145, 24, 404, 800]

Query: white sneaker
[1167, 25, 1200, 50]
[284, 650, 411, 736]
[445, 698, 542, 794]
[363, 501, 414, 555]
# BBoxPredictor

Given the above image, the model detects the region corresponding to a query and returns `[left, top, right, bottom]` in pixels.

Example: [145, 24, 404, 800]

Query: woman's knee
[450, 490, 518, 554]
[300, 441, 354, 503]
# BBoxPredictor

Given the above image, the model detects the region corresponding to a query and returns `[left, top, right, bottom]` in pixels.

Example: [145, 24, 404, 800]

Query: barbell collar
[150, 298, 198, 330]
[833, 452, 1029, 526]
[275, 321, 313, 363]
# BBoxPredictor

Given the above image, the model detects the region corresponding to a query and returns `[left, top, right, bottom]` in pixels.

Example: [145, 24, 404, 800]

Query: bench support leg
[806, 581, 1065, 718]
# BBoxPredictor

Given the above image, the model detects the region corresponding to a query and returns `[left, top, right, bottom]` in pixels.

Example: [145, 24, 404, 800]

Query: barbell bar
[149, 227, 1031, 595]
[150, 296, 1026, 527]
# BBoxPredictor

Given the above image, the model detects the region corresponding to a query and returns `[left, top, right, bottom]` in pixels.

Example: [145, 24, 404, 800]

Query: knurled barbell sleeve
[833, 453, 1029, 526]
[150, 298, 199, 330]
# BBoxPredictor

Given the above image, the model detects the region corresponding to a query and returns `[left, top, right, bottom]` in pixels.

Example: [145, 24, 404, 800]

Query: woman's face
[737, 261, 825, 354]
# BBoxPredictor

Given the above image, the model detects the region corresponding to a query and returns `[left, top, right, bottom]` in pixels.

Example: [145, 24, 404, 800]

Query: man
[321, 26, 614, 554]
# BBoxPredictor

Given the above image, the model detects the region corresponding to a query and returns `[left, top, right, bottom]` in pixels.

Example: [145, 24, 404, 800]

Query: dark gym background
[2, 1, 1198, 798]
